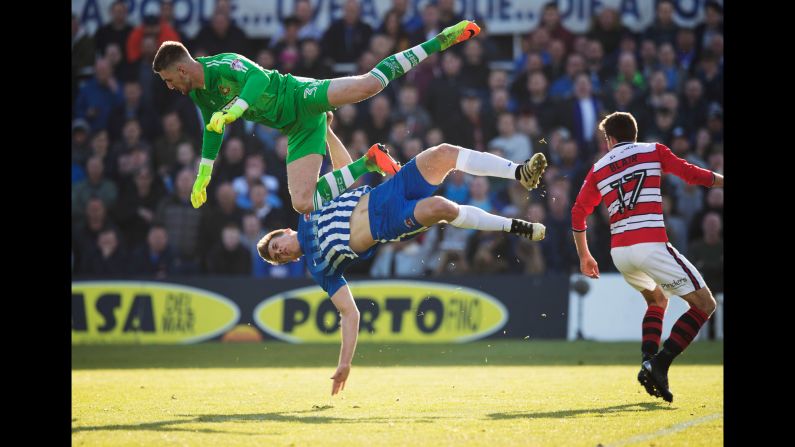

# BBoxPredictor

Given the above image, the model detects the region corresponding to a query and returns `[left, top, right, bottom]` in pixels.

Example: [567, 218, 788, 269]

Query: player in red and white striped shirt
[571, 112, 724, 402]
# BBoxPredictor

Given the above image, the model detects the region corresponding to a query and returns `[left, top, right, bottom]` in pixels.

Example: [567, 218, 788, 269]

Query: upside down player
[571, 112, 724, 402]
[257, 116, 548, 395]
[151, 19, 481, 213]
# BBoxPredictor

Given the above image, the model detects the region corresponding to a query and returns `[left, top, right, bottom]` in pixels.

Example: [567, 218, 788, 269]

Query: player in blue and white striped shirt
[256, 115, 547, 395]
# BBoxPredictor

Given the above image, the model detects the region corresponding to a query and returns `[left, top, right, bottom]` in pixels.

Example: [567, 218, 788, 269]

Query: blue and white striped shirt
[297, 186, 377, 296]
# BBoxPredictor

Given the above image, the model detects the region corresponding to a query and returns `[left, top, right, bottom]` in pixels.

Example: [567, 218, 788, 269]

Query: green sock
[370, 41, 436, 88]
[313, 156, 377, 210]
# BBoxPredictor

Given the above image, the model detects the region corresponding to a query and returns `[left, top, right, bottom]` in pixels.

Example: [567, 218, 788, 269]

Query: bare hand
[580, 256, 600, 279]
[330, 364, 350, 396]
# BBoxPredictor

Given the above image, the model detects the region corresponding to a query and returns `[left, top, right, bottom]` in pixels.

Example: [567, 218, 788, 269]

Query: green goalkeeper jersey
[189, 53, 297, 160]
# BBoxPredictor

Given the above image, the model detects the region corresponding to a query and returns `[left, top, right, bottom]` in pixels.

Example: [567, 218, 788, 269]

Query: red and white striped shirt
[571, 142, 714, 248]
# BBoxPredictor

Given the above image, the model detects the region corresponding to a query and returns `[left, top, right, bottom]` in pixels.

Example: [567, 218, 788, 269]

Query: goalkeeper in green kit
[152, 20, 481, 213]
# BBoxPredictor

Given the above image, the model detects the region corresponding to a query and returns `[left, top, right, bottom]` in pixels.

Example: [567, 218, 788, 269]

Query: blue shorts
[368, 159, 439, 242]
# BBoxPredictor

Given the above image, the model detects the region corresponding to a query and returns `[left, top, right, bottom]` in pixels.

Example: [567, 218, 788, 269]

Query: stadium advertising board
[254, 280, 508, 343]
[72, 281, 240, 344]
[73, 0, 708, 37]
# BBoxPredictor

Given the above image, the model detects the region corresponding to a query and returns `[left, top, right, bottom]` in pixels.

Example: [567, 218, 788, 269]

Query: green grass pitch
[72, 341, 723, 446]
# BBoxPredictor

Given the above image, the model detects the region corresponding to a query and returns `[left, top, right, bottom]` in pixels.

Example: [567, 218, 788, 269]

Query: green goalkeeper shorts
[284, 76, 336, 164]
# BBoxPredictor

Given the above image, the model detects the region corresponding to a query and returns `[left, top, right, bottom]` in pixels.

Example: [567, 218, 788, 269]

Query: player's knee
[291, 194, 315, 214]
[429, 197, 458, 221]
[695, 288, 717, 316]
[429, 143, 459, 164]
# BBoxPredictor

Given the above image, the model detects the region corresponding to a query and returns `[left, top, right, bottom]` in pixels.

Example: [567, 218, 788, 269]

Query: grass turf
[73, 341, 722, 446]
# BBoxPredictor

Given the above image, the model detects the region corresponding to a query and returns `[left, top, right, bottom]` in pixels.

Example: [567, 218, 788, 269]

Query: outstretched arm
[571, 167, 602, 278]
[329, 284, 359, 395]
[325, 112, 353, 170]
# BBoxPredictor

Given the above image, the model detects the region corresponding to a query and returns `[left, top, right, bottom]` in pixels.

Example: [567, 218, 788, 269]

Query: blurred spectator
[638, 39, 658, 79]
[126, 14, 180, 64]
[378, 8, 410, 52]
[249, 183, 288, 230]
[81, 228, 128, 277]
[587, 7, 630, 57]
[454, 90, 495, 151]
[194, 9, 249, 56]
[294, 39, 333, 79]
[370, 239, 427, 277]
[239, 212, 268, 277]
[612, 51, 646, 93]
[390, 0, 422, 34]
[113, 166, 167, 250]
[437, 0, 463, 29]
[72, 14, 96, 101]
[643, 106, 676, 144]
[540, 2, 575, 52]
[73, 156, 119, 225]
[73, 198, 116, 275]
[695, 1, 723, 57]
[442, 169, 469, 204]
[489, 113, 533, 163]
[155, 168, 201, 270]
[392, 85, 432, 137]
[232, 153, 280, 209]
[678, 78, 708, 137]
[153, 112, 194, 176]
[688, 212, 723, 294]
[559, 74, 603, 157]
[556, 139, 586, 191]
[270, 16, 302, 63]
[158, 0, 185, 40]
[425, 52, 465, 138]
[198, 182, 245, 264]
[584, 39, 608, 94]
[94, 1, 132, 59]
[212, 137, 247, 185]
[461, 39, 490, 90]
[108, 81, 159, 142]
[541, 182, 578, 274]
[688, 188, 723, 242]
[696, 52, 723, 106]
[167, 142, 198, 186]
[207, 225, 252, 275]
[409, 3, 440, 47]
[271, 0, 323, 44]
[675, 28, 697, 74]
[75, 58, 123, 132]
[363, 96, 393, 144]
[515, 203, 547, 274]
[129, 224, 177, 278]
[643, 0, 680, 46]
[606, 81, 648, 132]
[657, 43, 684, 92]
[322, 0, 373, 63]
[468, 231, 519, 274]
[72, 119, 93, 169]
[516, 72, 556, 134]
[549, 53, 586, 100]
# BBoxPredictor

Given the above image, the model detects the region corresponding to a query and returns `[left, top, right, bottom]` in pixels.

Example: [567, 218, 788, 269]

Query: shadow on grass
[73, 405, 440, 435]
[487, 401, 673, 420]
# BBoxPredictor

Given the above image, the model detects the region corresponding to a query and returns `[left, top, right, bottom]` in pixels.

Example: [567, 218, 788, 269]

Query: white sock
[449, 205, 512, 232]
[455, 148, 518, 179]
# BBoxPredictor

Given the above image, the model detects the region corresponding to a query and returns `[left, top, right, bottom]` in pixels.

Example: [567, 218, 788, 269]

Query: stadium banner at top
[73, 0, 709, 38]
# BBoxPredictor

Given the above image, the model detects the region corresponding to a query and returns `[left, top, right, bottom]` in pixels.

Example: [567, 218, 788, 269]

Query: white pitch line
[604, 413, 722, 447]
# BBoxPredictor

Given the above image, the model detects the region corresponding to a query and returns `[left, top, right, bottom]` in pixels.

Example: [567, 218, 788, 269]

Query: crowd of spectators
[72, 0, 723, 294]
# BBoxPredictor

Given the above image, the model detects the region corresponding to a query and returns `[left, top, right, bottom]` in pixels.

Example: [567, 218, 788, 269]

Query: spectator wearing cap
[94, 1, 133, 60]
[126, 14, 180, 64]
[193, 8, 249, 56]
[322, 0, 373, 64]
[75, 58, 124, 132]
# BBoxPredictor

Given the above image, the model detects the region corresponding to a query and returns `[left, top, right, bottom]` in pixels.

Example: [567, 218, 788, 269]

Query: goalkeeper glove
[190, 164, 213, 209]
[206, 104, 245, 134]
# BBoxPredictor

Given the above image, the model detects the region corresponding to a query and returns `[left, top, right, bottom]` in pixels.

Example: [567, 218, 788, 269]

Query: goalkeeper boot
[365, 143, 401, 176]
[437, 20, 481, 51]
